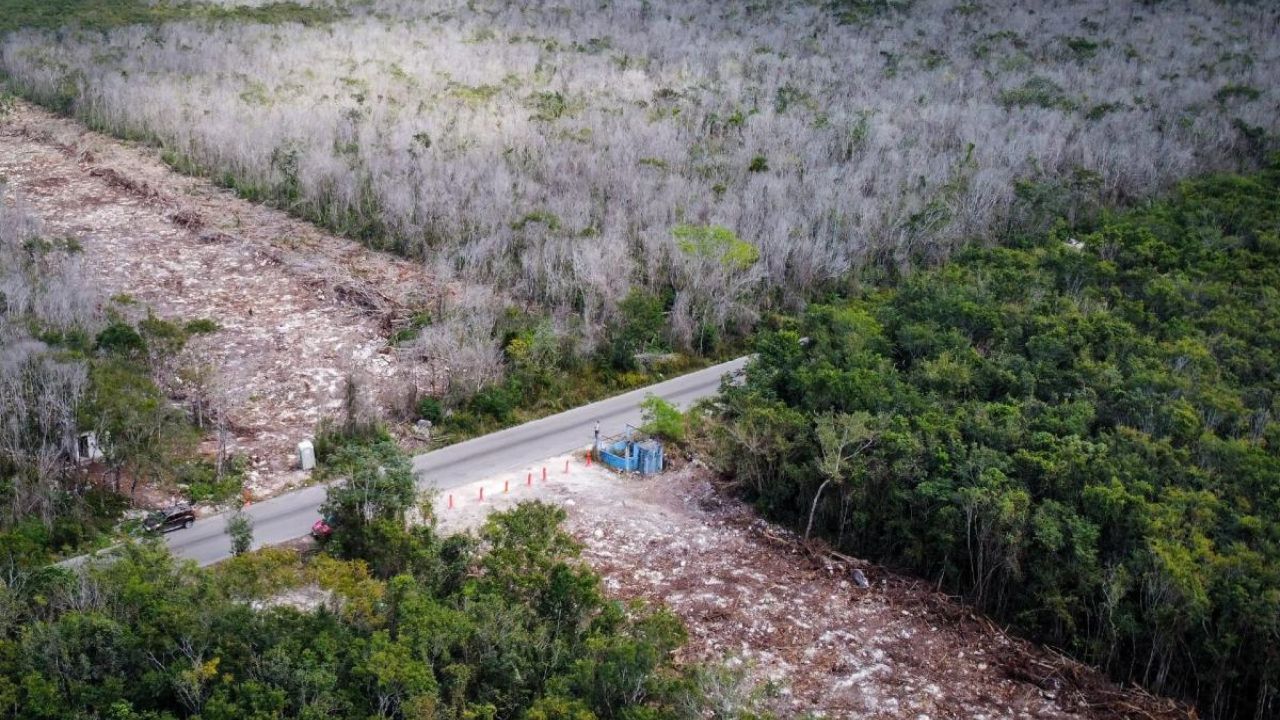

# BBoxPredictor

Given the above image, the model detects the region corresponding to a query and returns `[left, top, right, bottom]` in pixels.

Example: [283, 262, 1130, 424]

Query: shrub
[215, 546, 305, 600]
[1085, 101, 1125, 121]
[417, 395, 443, 424]
[998, 76, 1076, 111]
[178, 456, 246, 504]
[314, 415, 392, 466]
[441, 409, 480, 436]
[183, 318, 220, 334]
[95, 321, 146, 356]
[0, 521, 53, 568]
[390, 312, 433, 345]
[1061, 36, 1100, 61]
[526, 91, 574, 121]
[511, 210, 561, 231]
[606, 290, 669, 371]
[672, 224, 760, 270]
[640, 394, 685, 444]
[470, 381, 520, 423]
[446, 82, 500, 104]
[826, 0, 915, 26]
[226, 511, 253, 556]
[1215, 83, 1260, 104]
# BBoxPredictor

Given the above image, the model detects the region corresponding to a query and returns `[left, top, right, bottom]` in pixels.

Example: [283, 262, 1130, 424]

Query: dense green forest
[705, 162, 1280, 719]
[0, 435, 697, 719]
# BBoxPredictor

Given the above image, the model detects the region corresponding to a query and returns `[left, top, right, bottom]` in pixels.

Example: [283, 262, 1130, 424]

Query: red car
[310, 517, 333, 539]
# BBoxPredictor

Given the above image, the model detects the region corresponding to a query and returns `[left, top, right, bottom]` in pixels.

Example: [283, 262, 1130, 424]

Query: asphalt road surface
[149, 356, 749, 565]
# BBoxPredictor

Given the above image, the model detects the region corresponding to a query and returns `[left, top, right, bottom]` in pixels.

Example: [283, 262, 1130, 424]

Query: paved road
[152, 356, 748, 565]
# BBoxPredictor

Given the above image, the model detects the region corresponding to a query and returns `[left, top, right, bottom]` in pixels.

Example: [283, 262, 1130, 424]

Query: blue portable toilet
[635, 440, 664, 474]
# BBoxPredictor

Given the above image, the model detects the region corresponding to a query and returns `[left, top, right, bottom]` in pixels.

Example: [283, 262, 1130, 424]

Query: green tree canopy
[708, 161, 1280, 718]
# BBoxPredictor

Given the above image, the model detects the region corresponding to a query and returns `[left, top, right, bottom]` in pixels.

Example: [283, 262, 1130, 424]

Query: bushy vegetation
[2, 0, 1274, 370]
[177, 455, 248, 505]
[225, 509, 253, 555]
[704, 163, 1280, 718]
[0, 496, 699, 719]
[423, 306, 705, 441]
[0, 186, 233, 562]
[640, 395, 685, 445]
[0, 0, 342, 35]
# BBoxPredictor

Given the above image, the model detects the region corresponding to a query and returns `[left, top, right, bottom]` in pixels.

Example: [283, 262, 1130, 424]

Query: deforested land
[1, 2, 1278, 719]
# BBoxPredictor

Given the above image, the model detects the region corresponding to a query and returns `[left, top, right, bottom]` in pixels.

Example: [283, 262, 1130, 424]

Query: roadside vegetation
[0, 500, 699, 719]
[701, 163, 1280, 719]
[0, 186, 240, 564]
[424, 303, 710, 442]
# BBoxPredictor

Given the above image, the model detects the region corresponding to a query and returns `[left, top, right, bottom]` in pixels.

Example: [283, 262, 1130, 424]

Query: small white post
[297, 440, 316, 471]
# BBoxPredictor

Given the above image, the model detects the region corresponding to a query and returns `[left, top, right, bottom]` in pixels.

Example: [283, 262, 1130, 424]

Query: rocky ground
[0, 99, 439, 499]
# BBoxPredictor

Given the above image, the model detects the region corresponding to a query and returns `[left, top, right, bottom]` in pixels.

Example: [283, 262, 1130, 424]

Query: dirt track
[0, 100, 437, 498]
